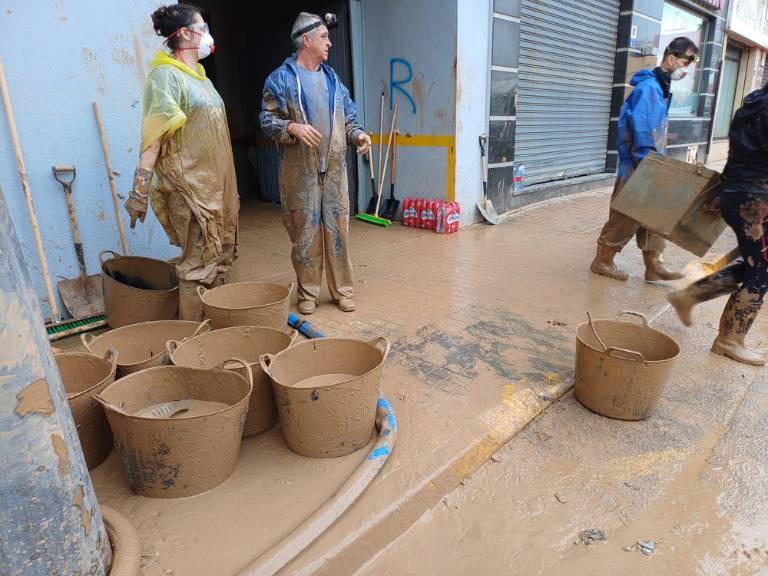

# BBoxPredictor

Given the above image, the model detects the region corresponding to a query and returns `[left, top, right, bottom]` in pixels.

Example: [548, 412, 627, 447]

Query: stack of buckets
[57, 251, 389, 498]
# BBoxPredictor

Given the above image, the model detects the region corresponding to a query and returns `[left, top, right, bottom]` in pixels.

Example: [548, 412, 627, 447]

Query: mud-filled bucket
[54, 349, 118, 469]
[100, 250, 179, 328]
[198, 282, 294, 330]
[82, 320, 210, 378]
[96, 362, 253, 498]
[575, 311, 680, 420]
[261, 337, 389, 458]
[167, 326, 299, 436]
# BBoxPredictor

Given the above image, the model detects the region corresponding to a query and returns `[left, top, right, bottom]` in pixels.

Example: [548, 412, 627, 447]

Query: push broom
[356, 102, 398, 227]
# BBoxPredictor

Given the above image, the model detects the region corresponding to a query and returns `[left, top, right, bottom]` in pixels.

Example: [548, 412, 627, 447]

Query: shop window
[490, 70, 517, 117]
[492, 18, 520, 68]
[658, 2, 708, 117]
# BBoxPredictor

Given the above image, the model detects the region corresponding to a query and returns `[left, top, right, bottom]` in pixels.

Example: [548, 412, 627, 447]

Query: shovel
[477, 134, 499, 225]
[52, 165, 104, 319]
[381, 130, 400, 221]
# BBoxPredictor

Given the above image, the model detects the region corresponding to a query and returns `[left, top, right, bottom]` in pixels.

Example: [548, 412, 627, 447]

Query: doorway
[182, 0, 359, 211]
[713, 44, 744, 140]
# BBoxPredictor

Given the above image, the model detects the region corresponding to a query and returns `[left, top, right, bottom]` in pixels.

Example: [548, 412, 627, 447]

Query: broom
[356, 102, 398, 227]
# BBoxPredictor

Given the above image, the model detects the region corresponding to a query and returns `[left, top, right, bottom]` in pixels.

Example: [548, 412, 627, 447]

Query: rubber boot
[711, 292, 765, 366]
[178, 279, 205, 322]
[590, 245, 629, 281]
[667, 274, 736, 327]
[644, 251, 684, 281]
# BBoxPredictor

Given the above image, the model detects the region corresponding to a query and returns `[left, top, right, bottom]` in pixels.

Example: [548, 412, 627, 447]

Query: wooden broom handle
[93, 102, 129, 255]
[375, 102, 398, 217]
[0, 58, 61, 321]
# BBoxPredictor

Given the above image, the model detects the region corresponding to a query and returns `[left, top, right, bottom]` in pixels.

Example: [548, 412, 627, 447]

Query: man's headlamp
[291, 13, 338, 40]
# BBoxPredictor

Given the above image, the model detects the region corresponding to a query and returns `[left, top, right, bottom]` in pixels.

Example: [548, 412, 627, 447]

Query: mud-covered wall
[0, 0, 177, 321]
[360, 0, 460, 212]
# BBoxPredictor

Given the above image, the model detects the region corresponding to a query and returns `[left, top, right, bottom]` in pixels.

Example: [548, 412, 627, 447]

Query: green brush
[356, 102, 397, 228]
[47, 314, 107, 341]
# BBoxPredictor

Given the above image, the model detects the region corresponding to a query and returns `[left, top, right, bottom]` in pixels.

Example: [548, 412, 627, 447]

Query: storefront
[608, 0, 727, 170]
[710, 0, 768, 161]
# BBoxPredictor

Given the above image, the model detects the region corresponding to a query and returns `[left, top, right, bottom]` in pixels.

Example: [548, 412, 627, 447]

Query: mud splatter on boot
[711, 292, 765, 366]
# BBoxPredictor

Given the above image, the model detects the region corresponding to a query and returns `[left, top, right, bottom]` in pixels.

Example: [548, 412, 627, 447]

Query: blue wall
[0, 0, 177, 321]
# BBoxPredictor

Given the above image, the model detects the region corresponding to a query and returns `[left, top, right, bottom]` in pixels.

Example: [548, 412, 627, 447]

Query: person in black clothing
[667, 85, 768, 366]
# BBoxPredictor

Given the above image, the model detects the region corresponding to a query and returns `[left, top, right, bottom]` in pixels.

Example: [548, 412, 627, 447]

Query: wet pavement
[65, 186, 768, 575]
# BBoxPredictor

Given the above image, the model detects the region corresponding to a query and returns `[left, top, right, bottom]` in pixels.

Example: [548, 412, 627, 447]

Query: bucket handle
[369, 336, 391, 361]
[217, 357, 254, 392]
[288, 329, 300, 345]
[616, 310, 648, 326]
[190, 319, 211, 339]
[81, 332, 95, 352]
[587, 312, 607, 352]
[166, 339, 180, 358]
[98, 249, 121, 267]
[259, 353, 274, 377]
[607, 346, 647, 363]
[197, 285, 208, 300]
[104, 347, 119, 369]
[286, 282, 296, 296]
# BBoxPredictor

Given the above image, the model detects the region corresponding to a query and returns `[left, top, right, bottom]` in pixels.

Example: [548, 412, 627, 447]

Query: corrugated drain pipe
[102, 506, 142, 576]
[238, 397, 398, 576]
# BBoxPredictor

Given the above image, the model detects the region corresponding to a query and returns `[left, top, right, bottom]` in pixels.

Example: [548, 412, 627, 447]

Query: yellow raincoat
[142, 51, 238, 282]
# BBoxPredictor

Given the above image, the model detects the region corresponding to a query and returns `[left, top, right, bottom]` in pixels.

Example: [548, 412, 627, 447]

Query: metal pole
[0, 185, 112, 575]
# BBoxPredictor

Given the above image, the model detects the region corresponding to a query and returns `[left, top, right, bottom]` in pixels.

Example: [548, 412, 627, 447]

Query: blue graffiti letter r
[390, 58, 416, 115]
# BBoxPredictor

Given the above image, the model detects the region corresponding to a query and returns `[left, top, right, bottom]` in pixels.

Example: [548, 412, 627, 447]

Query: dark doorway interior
[182, 0, 357, 210]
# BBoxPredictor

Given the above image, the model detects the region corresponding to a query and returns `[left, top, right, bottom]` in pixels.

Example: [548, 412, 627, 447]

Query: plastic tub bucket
[55, 349, 118, 469]
[575, 311, 680, 420]
[261, 337, 389, 458]
[96, 362, 253, 498]
[167, 326, 298, 436]
[198, 282, 294, 330]
[82, 320, 210, 378]
[100, 250, 178, 328]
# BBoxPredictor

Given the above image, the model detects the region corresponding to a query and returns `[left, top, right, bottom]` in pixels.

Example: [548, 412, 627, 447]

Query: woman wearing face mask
[125, 4, 239, 320]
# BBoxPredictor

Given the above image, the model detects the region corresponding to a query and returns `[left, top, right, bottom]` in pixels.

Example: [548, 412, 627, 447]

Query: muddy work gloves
[125, 167, 152, 228]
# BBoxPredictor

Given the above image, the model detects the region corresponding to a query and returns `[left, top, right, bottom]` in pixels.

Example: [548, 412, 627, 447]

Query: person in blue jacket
[590, 37, 699, 281]
[260, 12, 371, 316]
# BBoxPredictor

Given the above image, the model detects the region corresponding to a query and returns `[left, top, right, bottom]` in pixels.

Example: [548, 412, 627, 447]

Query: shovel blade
[58, 275, 104, 319]
[477, 197, 499, 225]
[382, 198, 400, 221]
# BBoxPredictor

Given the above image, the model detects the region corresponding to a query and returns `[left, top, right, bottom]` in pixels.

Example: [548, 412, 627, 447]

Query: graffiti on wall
[390, 58, 416, 114]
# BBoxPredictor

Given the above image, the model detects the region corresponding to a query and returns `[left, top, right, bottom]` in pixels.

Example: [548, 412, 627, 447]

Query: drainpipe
[0, 186, 112, 575]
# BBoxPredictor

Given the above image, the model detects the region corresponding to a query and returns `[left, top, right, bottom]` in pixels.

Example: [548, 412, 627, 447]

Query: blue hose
[287, 313, 326, 339]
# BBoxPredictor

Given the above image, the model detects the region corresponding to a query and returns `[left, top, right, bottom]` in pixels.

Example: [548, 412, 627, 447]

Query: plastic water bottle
[513, 164, 525, 193]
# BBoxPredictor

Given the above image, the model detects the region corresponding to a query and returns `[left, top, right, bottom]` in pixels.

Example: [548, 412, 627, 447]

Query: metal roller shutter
[516, 0, 620, 185]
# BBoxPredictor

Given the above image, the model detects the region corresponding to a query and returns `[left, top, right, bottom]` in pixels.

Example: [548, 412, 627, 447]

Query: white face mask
[671, 68, 688, 81]
[197, 33, 215, 59]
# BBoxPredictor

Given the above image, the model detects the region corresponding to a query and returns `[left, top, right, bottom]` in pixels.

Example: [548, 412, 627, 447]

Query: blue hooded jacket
[260, 55, 364, 152]
[616, 69, 671, 182]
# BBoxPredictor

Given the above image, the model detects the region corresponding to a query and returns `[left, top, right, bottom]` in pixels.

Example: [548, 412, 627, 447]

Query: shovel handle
[99, 249, 120, 267]
[607, 347, 646, 363]
[369, 336, 391, 361]
[81, 332, 95, 352]
[616, 310, 648, 326]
